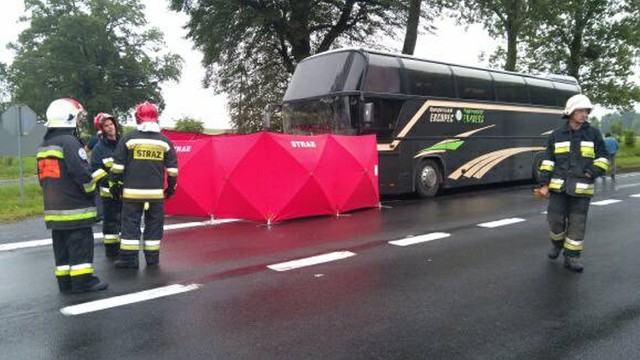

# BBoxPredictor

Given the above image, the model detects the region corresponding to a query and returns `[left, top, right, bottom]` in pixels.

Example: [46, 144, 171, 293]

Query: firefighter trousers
[102, 197, 122, 257]
[547, 192, 591, 258]
[52, 227, 101, 292]
[118, 201, 165, 266]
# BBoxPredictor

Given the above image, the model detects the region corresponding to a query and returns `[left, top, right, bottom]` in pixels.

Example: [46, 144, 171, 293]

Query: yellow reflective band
[540, 160, 555, 172]
[580, 148, 595, 158]
[70, 268, 94, 277]
[100, 187, 112, 198]
[83, 182, 96, 193]
[123, 188, 164, 200]
[564, 238, 583, 251]
[55, 265, 71, 276]
[554, 141, 570, 154]
[111, 163, 124, 174]
[126, 138, 170, 151]
[550, 231, 565, 241]
[92, 168, 107, 181]
[549, 178, 564, 190]
[167, 168, 178, 176]
[120, 244, 140, 251]
[104, 235, 120, 244]
[44, 210, 96, 222]
[102, 157, 114, 168]
[575, 182, 594, 195]
[144, 240, 160, 250]
[37, 146, 65, 159]
[593, 158, 608, 171]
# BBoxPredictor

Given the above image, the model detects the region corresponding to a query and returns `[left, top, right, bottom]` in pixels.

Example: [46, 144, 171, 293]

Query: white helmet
[563, 94, 593, 118]
[45, 98, 87, 128]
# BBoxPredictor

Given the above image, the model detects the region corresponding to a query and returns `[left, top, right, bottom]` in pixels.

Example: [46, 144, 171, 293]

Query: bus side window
[362, 99, 402, 141]
[553, 82, 581, 107]
[363, 55, 401, 93]
[525, 78, 556, 106]
[492, 73, 529, 104]
[452, 67, 495, 101]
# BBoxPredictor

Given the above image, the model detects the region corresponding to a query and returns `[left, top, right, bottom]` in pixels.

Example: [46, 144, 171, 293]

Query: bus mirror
[363, 103, 374, 126]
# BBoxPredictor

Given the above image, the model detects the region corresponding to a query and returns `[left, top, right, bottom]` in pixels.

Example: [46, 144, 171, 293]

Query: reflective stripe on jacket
[37, 129, 96, 229]
[538, 121, 607, 197]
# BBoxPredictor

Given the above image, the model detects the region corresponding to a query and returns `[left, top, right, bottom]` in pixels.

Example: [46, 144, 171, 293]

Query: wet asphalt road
[1, 174, 640, 359]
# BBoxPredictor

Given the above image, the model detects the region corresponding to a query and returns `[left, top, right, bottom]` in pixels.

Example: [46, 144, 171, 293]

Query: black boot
[71, 275, 108, 293]
[144, 250, 160, 266]
[114, 250, 139, 269]
[105, 243, 119, 258]
[57, 276, 72, 293]
[564, 256, 584, 272]
[548, 246, 563, 259]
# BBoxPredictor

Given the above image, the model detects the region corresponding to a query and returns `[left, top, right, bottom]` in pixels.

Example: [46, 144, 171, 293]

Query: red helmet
[93, 112, 114, 132]
[135, 101, 158, 124]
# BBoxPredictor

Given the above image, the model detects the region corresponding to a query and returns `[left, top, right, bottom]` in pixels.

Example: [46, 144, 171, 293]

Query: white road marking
[267, 251, 356, 272]
[60, 284, 201, 316]
[0, 219, 238, 253]
[591, 199, 622, 206]
[389, 232, 450, 246]
[477, 218, 525, 228]
[630, 194, 640, 198]
[615, 182, 640, 189]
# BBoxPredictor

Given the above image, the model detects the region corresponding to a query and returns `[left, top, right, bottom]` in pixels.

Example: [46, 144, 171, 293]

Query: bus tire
[416, 159, 442, 198]
[532, 152, 545, 184]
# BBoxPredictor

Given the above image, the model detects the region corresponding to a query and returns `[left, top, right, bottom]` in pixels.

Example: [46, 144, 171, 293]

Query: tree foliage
[0, 62, 9, 114]
[172, 0, 443, 132]
[174, 116, 205, 133]
[517, 0, 640, 109]
[8, 0, 183, 131]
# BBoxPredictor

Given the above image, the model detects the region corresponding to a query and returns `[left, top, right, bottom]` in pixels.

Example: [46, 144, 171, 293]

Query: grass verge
[0, 183, 43, 223]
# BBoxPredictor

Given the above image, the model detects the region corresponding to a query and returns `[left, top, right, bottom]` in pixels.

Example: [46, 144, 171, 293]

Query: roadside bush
[623, 130, 636, 146]
[175, 117, 204, 133]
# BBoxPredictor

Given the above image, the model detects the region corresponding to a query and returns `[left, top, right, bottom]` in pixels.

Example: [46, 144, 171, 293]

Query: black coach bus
[281, 48, 581, 197]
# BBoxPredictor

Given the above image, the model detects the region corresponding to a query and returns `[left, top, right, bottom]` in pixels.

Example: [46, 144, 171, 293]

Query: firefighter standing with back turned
[537, 94, 608, 272]
[109, 101, 178, 269]
[36, 98, 108, 293]
[90, 113, 122, 257]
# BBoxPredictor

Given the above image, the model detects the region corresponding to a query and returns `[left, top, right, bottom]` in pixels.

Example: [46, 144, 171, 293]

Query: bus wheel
[416, 160, 442, 198]
[532, 153, 545, 184]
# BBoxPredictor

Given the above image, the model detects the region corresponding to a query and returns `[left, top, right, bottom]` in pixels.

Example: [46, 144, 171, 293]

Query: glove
[109, 180, 122, 201]
[164, 187, 175, 199]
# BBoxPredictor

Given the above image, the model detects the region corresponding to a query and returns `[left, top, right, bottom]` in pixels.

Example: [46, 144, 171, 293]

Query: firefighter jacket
[110, 124, 178, 202]
[539, 121, 608, 197]
[36, 129, 97, 229]
[90, 134, 119, 198]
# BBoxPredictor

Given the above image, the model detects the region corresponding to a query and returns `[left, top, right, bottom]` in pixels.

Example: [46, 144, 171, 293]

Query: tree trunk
[402, 0, 422, 55]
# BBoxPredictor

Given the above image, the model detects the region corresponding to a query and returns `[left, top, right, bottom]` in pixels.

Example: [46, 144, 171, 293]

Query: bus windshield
[282, 96, 356, 135]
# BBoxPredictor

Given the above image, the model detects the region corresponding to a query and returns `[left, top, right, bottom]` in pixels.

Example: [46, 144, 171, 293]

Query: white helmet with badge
[563, 94, 593, 118]
[45, 98, 87, 128]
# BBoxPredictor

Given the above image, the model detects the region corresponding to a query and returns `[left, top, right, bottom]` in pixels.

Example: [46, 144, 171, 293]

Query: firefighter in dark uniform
[90, 113, 122, 257]
[36, 98, 108, 293]
[537, 94, 608, 272]
[109, 101, 178, 269]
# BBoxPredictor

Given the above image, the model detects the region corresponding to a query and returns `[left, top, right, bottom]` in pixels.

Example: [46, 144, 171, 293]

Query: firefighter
[537, 94, 608, 272]
[90, 113, 122, 257]
[36, 98, 108, 293]
[109, 101, 178, 269]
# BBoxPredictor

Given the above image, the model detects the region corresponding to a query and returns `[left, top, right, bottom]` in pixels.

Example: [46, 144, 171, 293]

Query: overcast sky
[1, 1, 623, 128]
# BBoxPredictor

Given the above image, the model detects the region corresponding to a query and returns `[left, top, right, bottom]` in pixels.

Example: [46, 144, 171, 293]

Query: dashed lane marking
[0, 219, 238, 252]
[591, 199, 622, 206]
[630, 194, 640, 198]
[60, 284, 201, 316]
[389, 232, 451, 246]
[477, 218, 525, 228]
[267, 251, 356, 272]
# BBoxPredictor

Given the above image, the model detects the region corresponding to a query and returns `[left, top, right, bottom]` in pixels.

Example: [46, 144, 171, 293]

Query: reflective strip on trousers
[55, 265, 70, 277]
[69, 263, 94, 277]
[120, 239, 140, 251]
[104, 234, 120, 244]
[564, 237, 584, 251]
[143, 240, 161, 251]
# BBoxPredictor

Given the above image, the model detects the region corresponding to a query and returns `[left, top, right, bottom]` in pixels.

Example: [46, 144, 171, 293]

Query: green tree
[448, 0, 543, 71]
[0, 62, 10, 114]
[171, 0, 442, 132]
[519, 0, 640, 109]
[174, 117, 205, 133]
[8, 0, 183, 132]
